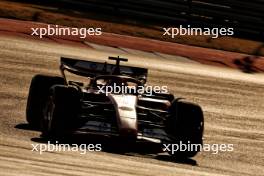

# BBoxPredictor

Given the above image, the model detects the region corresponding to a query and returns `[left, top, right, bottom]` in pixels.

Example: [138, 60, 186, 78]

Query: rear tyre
[165, 99, 204, 158]
[42, 85, 80, 139]
[26, 74, 64, 129]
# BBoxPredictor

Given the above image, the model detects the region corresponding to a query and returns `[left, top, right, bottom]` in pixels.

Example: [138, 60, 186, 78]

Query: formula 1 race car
[26, 56, 204, 158]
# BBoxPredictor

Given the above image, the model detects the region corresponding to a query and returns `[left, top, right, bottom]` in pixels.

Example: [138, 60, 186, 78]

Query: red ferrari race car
[26, 56, 204, 158]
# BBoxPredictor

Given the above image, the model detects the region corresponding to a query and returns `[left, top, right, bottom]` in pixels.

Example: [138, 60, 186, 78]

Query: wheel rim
[43, 96, 55, 133]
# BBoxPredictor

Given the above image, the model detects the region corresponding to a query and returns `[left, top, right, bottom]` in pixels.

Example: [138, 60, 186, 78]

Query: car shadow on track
[16, 123, 197, 166]
[15, 123, 41, 131]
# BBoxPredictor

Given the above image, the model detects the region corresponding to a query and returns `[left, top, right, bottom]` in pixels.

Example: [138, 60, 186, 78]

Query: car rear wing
[60, 57, 148, 81]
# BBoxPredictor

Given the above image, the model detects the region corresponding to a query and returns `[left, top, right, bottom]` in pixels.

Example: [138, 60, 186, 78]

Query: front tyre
[42, 85, 80, 139]
[165, 99, 204, 158]
[26, 74, 64, 129]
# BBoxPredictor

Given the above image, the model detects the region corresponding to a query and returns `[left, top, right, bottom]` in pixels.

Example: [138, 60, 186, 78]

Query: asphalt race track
[0, 35, 264, 176]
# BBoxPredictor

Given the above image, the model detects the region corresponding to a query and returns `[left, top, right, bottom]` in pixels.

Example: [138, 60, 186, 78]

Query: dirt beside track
[0, 36, 264, 176]
[1, 18, 264, 73]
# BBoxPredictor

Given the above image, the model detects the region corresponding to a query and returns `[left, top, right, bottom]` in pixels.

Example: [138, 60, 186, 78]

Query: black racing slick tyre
[42, 85, 80, 138]
[26, 74, 64, 129]
[166, 99, 204, 158]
